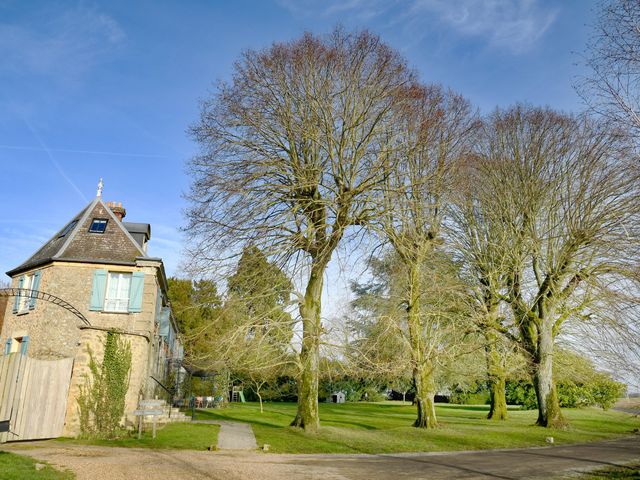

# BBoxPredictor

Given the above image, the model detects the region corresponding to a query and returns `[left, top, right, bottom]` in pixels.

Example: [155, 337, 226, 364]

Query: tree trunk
[290, 261, 325, 432]
[532, 324, 566, 428]
[402, 392, 406, 404]
[413, 361, 438, 428]
[487, 372, 507, 420]
[485, 329, 507, 420]
[406, 261, 438, 429]
[257, 390, 263, 413]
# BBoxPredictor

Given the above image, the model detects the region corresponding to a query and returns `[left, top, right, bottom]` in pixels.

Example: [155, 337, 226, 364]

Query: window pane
[118, 274, 131, 300]
[89, 219, 108, 233]
[58, 220, 78, 238]
[104, 272, 131, 312]
[107, 273, 119, 299]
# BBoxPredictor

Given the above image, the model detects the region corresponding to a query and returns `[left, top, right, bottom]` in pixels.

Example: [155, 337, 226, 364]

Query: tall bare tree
[374, 85, 478, 427]
[451, 160, 516, 420]
[467, 105, 639, 427]
[186, 29, 413, 431]
[348, 249, 479, 422]
[579, 0, 640, 141]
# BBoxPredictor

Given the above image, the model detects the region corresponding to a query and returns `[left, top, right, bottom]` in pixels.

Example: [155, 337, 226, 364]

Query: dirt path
[3, 436, 639, 480]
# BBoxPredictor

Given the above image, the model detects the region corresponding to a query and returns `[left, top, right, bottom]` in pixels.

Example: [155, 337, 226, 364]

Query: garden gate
[0, 354, 74, 442]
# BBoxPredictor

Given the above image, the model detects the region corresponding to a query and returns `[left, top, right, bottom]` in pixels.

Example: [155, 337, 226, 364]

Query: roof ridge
[55, 197, 99, 259]
[96, 198, 147, 258]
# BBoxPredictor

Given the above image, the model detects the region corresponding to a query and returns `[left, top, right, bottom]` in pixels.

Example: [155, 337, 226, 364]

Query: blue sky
[0, 0, 596, 309]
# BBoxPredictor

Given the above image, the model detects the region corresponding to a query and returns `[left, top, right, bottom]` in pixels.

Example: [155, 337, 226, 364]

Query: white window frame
[104, 272, 132, 313]
[18, 274, 34, 314]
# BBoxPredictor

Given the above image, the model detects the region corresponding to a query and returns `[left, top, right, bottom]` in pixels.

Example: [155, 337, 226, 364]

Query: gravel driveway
[3, 435, 639, 480]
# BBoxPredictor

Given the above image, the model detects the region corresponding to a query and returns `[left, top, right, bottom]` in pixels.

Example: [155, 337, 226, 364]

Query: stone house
[0, 191, 182, 437]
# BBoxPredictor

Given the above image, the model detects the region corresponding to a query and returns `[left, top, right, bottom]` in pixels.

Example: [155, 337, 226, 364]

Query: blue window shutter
[13, 276, 24, 313]
[154, 288, 162, 324]
[89, 269, 108, 311]
[128, 272, 145, 313]
[159, 307, 170, 337]
[4, 339, 11, 355]
[29, 271, 42, 310]
[20, 336, 29, 355]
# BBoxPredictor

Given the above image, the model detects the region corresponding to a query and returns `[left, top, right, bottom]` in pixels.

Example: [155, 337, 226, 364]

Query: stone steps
[135, 399, 191, 424]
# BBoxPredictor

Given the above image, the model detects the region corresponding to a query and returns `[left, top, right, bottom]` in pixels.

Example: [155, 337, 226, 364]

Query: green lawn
[0, 451, 74, 480]
[54, 422, 219, 450]
[194, 401, 640, 454]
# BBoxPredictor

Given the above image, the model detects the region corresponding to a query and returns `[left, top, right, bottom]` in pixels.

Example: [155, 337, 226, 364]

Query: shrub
[449, 383, 490, 405]
[557, 381, 594, 408]
[360, 386, 385, 402]
[591, 377, 626, 410]
[505, 380, 538, 410]
[506, 376, 625, 410]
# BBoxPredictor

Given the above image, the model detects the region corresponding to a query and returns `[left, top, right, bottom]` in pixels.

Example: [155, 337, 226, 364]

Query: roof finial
[97, 178, 104, 198]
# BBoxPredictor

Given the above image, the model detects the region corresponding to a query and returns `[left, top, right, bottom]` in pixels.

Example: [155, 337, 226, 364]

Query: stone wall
[0, 296, 7, 339]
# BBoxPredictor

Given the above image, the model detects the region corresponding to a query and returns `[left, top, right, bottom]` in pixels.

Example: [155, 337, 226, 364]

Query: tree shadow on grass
[437, 404, 491, 412]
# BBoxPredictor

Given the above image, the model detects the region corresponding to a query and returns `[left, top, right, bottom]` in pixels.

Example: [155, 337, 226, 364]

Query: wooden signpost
[133, 399, 166, 439]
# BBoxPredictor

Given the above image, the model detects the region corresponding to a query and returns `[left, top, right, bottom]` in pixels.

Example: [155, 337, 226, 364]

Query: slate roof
[123, 222, 151, 249]
[7, 197, 149, 277]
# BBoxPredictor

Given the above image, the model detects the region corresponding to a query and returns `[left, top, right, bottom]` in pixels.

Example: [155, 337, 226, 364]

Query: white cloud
[0, 6, 125, 81]
[277, 0, 393, 21]
[410, 0, 559, 53]
[277, 0, 559, 54]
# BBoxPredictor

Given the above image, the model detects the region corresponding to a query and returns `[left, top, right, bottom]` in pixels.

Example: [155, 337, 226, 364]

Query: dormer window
[89, 218, 108, 233]
[58, 220, 78, 238]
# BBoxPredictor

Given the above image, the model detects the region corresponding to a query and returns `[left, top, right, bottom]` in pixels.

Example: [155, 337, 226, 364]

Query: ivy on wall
[77, 331, 132, 439]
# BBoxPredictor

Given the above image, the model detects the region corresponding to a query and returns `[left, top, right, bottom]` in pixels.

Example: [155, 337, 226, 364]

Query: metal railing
[0, 288, 90, 326]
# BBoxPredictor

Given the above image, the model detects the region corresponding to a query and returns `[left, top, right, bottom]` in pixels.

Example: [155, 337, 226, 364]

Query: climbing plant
[78, 331, 132, 439]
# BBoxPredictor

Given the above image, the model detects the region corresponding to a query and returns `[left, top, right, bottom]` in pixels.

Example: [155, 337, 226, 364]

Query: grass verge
[194, 401, 640, 454]
[53, 422, 219, 450]
[0, 451, 74, 480]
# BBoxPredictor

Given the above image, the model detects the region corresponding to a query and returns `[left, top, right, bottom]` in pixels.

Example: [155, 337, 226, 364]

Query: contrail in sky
[22, 119, 89, 203]
[0, 144, 165, 158]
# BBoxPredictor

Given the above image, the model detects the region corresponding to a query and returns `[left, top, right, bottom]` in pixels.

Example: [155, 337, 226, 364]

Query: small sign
[139, 400, 164, 407]
[133, 409, 163, 416]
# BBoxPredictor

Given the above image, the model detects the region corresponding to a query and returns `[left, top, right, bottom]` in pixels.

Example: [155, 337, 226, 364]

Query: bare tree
[348, 249, 486, 422]
[186, 29, 413, 431]
[450, 159, 518, 420]
[578, 0, 640, 141]
[564, 274, 640, 391]
[375, 85, 478, 427]
[467, 105, 639, 427]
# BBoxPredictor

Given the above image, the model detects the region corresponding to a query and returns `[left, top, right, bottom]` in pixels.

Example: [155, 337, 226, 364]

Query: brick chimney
[107, 201, 126, 222]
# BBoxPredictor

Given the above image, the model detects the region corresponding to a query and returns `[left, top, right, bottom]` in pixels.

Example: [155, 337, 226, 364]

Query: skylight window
[58, 220, 78, 238]
[89, 218, 108, 233]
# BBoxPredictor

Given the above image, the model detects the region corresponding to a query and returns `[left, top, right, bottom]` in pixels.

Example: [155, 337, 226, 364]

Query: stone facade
[0, 198, 181, 437]
[0, 296, 7, 338]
